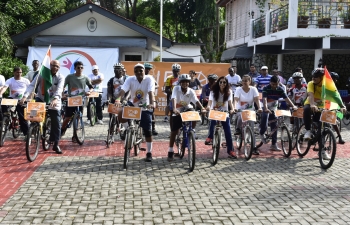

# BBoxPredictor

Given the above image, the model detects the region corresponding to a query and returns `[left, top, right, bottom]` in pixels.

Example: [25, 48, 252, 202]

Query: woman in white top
[234, 74, 262, 136]
[205, 76, 236, 158]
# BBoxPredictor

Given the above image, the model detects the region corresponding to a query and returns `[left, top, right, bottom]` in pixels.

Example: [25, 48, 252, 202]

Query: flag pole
[30, 45, 51, 100]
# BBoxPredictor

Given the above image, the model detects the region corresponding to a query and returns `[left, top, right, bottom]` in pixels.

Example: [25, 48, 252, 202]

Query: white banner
[27, 46, 119, 99]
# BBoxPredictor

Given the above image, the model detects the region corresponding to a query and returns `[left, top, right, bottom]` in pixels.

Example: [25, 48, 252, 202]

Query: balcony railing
[252, 15, 266, 38]
[270, 4, 289, 33]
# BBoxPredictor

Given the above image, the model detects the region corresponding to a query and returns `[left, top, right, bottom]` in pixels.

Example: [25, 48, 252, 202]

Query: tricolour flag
[39, 46, 52, 103]
[321, 66, 343, 110]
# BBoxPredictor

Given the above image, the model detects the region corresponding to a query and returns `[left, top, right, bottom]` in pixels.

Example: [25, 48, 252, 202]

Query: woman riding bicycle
[233, 74, 262, 135]
[204, 76, 237, 159]
[168, 74, 206, 161]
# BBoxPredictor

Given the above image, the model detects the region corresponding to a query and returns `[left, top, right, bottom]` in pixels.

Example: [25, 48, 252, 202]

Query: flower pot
[255, 30, 265, 38]
[297, 16, 309, 28]
[344, 19, 350, 29]
[317, 18, 331, 28]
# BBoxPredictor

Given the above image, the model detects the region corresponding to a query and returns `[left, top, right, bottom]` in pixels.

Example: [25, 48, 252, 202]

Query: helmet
[178, 74, 191, 82]
[330, 72, 339, 80]
[144, 63, 153, 69]
[311, 68, 324, 77]
[207, 74, 218, 80]
[172, 63, 181, 71]
[292, 72, 303, 78]
[113, 63, 124, 68]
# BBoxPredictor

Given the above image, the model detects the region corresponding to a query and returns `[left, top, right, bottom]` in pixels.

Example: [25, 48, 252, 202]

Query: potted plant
[340, 9, 350, 28]
[253, 18, 265, 38]
[297, 2, 310, 28]
[278, 13, 288, 31]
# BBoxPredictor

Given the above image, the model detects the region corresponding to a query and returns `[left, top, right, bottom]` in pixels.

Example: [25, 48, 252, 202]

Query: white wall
[153, 45, 201, 63]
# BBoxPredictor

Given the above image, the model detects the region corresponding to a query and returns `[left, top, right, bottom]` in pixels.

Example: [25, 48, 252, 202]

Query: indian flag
[39, 46, 52, 103]
[321, 66, 343, 110]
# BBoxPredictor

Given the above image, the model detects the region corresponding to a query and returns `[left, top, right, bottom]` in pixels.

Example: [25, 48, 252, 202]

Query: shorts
[126, 102, 152, 133]
[65, 106, 83, 117]
[170, 108, 195, 132]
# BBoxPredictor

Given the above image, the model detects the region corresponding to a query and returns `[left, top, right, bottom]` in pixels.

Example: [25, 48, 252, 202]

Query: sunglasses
[219, 81, 227, 84]
[134, 69, 144, 73]
[76, 67, 83, 69]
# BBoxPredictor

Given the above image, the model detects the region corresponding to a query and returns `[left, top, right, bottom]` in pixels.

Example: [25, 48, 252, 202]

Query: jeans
[208, 117, 233, 153]
[236, 112, 255, 131]
[260, 110, 277, 145]
[87, 94, 103, 120]
[303, 104, 321, 130]
[16, 104, 29, 136]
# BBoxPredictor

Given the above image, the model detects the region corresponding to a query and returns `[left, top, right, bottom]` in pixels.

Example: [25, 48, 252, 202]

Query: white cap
[261, 66, 268, 70]
[92, 65, 99, 70]
[134, 63, 145, 69]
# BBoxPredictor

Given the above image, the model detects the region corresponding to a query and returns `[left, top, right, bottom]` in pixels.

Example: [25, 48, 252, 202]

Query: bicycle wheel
[280, 125, 292, 157]
[342, 111, 350, 126]
[243, 126, 254, 160]
[12, 117, 20, 139]
[106, 116, 116, 148]
[175, 129, 185, 159]
[187, 131, 196, 172]
[123, 129, 133, 169]
[42, 116, 51, 150]
[235, 132, 243, 150]
[319, 128, 336, 169]
[26, 124, 40, 162]
[0, 117, 9, 147]
[212, 129, 221, 165]
[296, 124, 311, 157]
[73, 113, 85, 145]
[90, 103, 96, 126]
[134, 126, 143, 156]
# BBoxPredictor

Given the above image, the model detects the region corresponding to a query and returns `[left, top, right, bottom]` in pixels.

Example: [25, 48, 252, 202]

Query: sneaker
[205, 138, 213, 145]
[304, 130, 312, 140]
[252, 149, 260, 155]
[288, 124, 294, 131]
[228, 151, 237, 159]
[321, 151, 331, 160]
[260, 134, 267, 144]
[152, 129, 159, 135]
[85, 120, 90, 124]
[146, 152, 152, 162]
[339, 136, 345, 144]
[163, 116, 168, 122]
[270, 144, 281, 151]
[167, 151, 174, 161]
[97, 120, 103, 125]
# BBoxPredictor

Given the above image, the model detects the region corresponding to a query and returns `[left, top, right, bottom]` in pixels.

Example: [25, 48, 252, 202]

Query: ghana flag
[321, 66, 343, 110]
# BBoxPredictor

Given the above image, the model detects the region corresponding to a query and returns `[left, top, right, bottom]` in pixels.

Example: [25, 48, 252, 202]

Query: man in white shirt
[25, 60, 40, 82]
[225, 67, 241, 98]
[114, 63, 155, 162]
[0, 67, 30, 137]
[86, 65, 104, 125]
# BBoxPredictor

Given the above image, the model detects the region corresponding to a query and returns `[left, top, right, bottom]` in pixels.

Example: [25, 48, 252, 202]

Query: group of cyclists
[0, 59, 347, 165]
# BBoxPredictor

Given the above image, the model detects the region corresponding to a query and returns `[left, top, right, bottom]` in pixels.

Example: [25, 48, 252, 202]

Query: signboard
[180, 111, 201, 122]
[320, 110, 337, 125]
[292, 108, 304, 118]
[67, 96, 83, 107]
[122, 107, 142, 120]
[275, 110, 292, 117]
[107, 104, 121, 114]
[241, 110, 257, 122]
[208, 110, 227, 121]
[1, 99, 18, 106]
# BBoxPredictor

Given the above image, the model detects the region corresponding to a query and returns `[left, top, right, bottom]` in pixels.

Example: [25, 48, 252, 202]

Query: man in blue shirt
[255, 76, 297, 155]
[248, 64, 260, 85]
[255, 66, 272, 93]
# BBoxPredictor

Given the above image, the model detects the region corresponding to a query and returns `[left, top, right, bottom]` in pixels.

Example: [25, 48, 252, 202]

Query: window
[124, 54, 142, 61]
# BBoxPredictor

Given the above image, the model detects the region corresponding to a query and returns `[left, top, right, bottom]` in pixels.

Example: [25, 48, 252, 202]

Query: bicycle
[255, 110, 292, 157]
[174, 109, 200, 172]
[86, 92, 102, 126]
[63, 96, 85, 145]
[0, 99, 21, 147]
[123, 103, 147, 170]
[296, 109, 337, 169]
[24, 103, 49, 162]
[290, 107, 304, 150]
[234, 109, 256, 161]
[105, 108, 124, 148]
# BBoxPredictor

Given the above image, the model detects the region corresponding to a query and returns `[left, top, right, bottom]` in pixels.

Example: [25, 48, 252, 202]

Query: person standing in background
[86, 65, 104, 125]
[25, 60, 40, 82]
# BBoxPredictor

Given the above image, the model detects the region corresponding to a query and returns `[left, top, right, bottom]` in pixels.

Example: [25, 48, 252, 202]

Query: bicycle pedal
[140, 148, 146, 151]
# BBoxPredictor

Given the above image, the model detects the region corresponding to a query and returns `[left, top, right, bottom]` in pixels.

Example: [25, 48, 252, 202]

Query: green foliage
[255, 0, 267, 13]
[0, 56, 29, 80]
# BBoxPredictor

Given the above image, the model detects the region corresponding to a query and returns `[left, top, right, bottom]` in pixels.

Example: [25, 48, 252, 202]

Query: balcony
[251, 0, 350, 42]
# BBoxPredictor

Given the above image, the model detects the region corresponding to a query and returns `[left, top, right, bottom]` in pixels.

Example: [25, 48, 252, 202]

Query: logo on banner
[56, 50, 97, 74]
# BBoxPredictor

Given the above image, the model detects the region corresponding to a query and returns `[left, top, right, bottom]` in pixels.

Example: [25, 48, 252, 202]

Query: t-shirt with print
[87, 73, 104, 93]
[304, 81, 324, 107]
[165, 75, 179, 90]
[121, 76, 155, 105]
[171, 86, 198, 111]
[288, 84, 307, 105]
[209, 90, 232, 111]
[64, 74, 92, 96]
[256, 74, 272, 93]
[234, 86, 259, 111]
[262, 85, 288, 111]
[225, 74, 241, 94]
[4, 77, 30, 99]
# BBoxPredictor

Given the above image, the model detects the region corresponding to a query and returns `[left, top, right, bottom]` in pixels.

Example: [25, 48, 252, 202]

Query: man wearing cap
[86, 65, 104, 125]
[144, 63, 159, 135]
[114, 63, 155, 162]
[255, 66, 272, 93]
